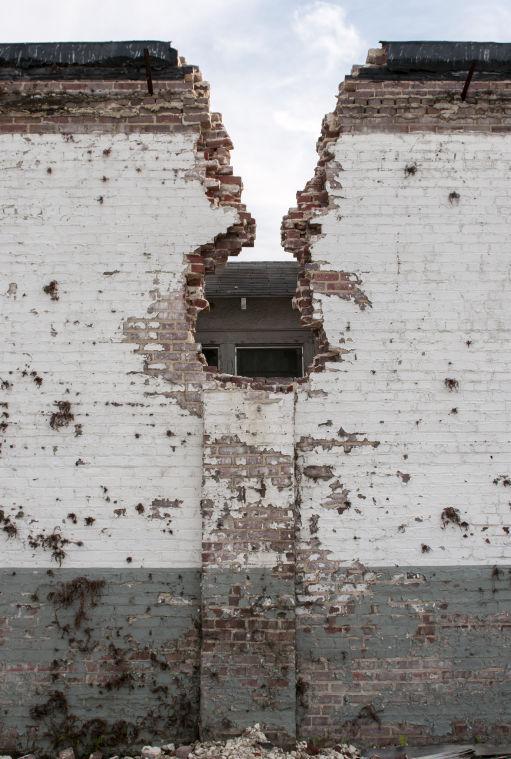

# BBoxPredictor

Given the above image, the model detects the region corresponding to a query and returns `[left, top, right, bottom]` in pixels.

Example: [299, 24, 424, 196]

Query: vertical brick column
[200, 386, 296, 743]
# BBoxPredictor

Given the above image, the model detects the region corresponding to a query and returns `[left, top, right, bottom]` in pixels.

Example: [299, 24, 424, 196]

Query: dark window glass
[202, 346, 219, 368]
[236, 346, 302, 378]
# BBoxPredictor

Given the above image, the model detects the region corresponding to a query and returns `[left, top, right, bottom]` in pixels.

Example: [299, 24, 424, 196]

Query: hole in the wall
[195, 261, 317, 382]
[181, 94, 340, 389]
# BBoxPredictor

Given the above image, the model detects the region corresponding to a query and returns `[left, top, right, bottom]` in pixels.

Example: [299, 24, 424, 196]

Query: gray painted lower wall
[0, 569, 201, 756]
[201, 568, 296, 744]
[297, 565, 511, 744]
[1, 566, 510, 754]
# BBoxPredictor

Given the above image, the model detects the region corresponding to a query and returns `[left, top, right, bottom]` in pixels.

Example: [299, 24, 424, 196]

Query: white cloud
[292, 1, 366, 71]
[460, 3, 511, 41]
[0, 0, 249, 44]
[273, 109, 320, 134]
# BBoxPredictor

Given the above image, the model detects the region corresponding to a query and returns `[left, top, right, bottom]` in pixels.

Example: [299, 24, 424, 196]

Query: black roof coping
[205, 262, 299, 298]
[383, 41, 511, 71]
[359, 40, 511, 80]
[0, 40, 191, 80]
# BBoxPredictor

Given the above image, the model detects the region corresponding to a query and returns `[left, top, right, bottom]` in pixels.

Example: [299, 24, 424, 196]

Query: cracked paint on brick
[200, 388, 297, 741]
[1, 41, 511, 751]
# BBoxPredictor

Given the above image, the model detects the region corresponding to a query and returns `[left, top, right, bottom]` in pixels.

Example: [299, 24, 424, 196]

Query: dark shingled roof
[205, 262, 299, 298]
[360, 41, 511, 80]
[0, 41, 192, 80]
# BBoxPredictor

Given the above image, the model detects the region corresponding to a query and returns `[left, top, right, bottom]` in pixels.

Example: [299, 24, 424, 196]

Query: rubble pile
[1, 725, 361, 759]
[159, 725, 360, 758]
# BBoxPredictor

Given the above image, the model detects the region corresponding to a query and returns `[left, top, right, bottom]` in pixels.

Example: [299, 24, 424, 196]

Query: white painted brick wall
[297, 132, 511, 566]
[202, 387, 295, 569]
[2, 128, 510, 571]
[0, 132, 238, 568]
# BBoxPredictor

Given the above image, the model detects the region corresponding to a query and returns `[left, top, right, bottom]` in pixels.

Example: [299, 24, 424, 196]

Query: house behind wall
[0, 39, 510, 754]
[197, 261, 315, 376]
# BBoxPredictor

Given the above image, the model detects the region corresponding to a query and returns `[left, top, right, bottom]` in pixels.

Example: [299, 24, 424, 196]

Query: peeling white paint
[0, 132, 238, 568]
[296, 132, 511, 567]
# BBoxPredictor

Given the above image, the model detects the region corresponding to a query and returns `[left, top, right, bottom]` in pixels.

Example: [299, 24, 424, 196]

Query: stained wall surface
[293, 133, 511, 743]
[0, 130, 225, 569]
[1, 41, 511, 754]
[0, 56, 253, 754]
[201, 388, 296, 742]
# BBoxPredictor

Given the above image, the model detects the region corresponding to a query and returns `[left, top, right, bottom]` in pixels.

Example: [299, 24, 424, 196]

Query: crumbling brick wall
[0, 44, 254, 754]
[284, 43, 511, 745]
[1, 40, 511, 754]
[201, 387, 296, 743]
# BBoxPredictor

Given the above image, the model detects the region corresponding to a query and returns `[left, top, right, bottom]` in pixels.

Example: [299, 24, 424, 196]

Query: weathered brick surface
[294, 132, 511, 568]
[200, 389, 296, 743]
[0, 59, 256, 752]
[334, 78, 511, 135]
[296, 566, 511, 745]
[282, 59, 511, 370]
[0, 63, 254, 565]
[1, 42, 511, 750]
[286, 47, 511, 743]
[0, 130, 213, 567]
[0, 569, 201, 755]
[0, 75, 254, 395]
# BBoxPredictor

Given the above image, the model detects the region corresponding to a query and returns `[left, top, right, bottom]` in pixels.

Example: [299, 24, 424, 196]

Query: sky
[3, 0, 511, 259]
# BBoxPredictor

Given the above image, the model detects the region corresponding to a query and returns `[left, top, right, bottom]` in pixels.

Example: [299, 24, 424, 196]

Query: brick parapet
[335, 77, 511, 135]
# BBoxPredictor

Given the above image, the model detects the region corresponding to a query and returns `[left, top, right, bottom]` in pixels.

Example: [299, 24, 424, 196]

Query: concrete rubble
[3, 733, 511, 759]
[0, 726, 360, 759]
[162, 725, 360, 758]
[133, 724, 356, 758]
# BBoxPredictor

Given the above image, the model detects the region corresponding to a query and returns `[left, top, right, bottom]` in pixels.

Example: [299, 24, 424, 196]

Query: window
[235, 346, 303, 378]
[202, 346, 219, 369]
